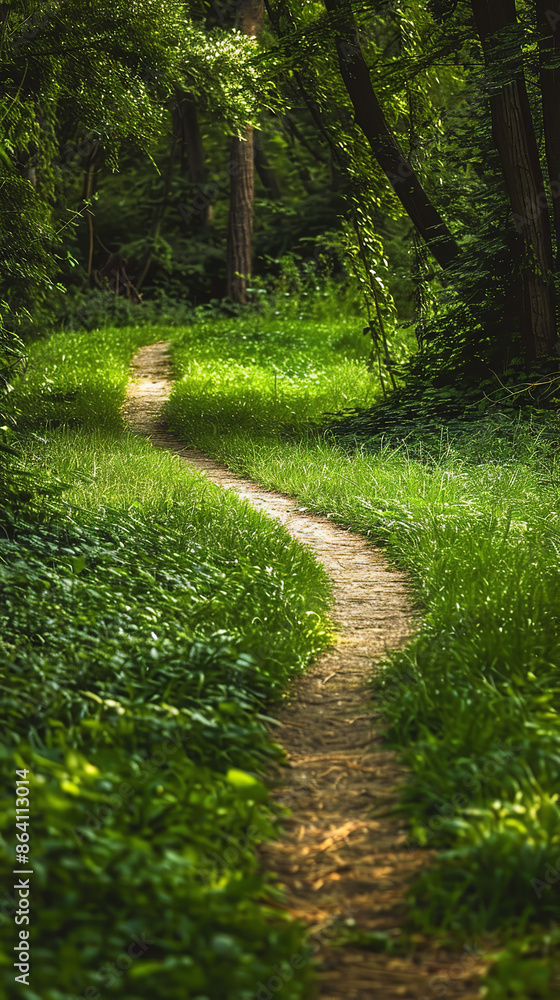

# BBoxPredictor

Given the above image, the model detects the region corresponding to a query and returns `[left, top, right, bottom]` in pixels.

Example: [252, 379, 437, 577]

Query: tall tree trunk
[536, 0, 560, 268]
[471, 0, 556, 359]
[174, 90, 212, 231]
[254, 135, 281, 199]
[136, 137, 178, 293]
[176, 92, 205, 184]
[226, 0, 264, 303]
[323, 0, 461, 271]
[227, 127, 255, 302]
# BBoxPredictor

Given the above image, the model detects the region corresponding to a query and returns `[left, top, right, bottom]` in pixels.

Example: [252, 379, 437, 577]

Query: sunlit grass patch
[166, 315, 379, 440]
[1, 325, 334, 1000]
[165, 352, 560, 986]
[22, 426, 333, 679]
[11, 325, 156, 431]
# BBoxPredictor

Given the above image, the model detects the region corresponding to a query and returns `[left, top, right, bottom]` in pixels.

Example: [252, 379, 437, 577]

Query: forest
[1, 0, 560, 997]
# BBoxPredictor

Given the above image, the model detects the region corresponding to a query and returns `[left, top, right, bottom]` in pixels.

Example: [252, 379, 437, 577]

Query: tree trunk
[174, 90, 212, 231]
[471, 0, 556, 359]
[254, 135, 281, 199]
[323, 0, 461, 272]
[136, 137, 178, 293]
[536, 0, 560, 268]
[227, 126, 255, 302]
[226, 0, 264, 303]
[176, 92, 205, 184]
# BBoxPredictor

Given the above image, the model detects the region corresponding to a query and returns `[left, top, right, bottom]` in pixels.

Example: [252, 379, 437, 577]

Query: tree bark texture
[175, 91, 206, 185]
[226, 0, 264, 303]
[227, 125, 255, 302]
[471, 0, 556, 358]
[254, 135, 281, 199]
[174, 90, 212, 231]
[323, 0, 461, 272]
[537, 0, 560, 268]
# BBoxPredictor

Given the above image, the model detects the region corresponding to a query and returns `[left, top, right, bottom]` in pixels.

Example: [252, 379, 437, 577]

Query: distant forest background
[3, 0, 560, 414]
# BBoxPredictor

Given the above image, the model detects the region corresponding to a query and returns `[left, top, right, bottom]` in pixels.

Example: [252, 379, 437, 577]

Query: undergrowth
[328, 350, 560, 450]
[0, 326, 333, 1000]
[6, 310, 560, 997]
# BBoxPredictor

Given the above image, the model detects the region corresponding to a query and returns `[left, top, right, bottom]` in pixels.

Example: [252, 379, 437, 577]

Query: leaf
[71, 554, 87, 575]
[226, 768, 259, 789]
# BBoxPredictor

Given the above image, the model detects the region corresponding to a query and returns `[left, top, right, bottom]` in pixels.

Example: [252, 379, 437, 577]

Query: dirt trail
[122, 343, 484, 1000]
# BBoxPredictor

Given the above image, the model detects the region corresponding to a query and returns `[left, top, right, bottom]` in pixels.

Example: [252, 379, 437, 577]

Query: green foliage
[0, 328, 26, 423]
[0, 326, 65, 516]
[0, 0, 185, 332]
[165, 312, 403, 441]
[0, 323, 333, 999]
[164, 318, 560, 989]
[328, 355, 560, 449]
[0, 0, 274, 347]
[481, 932, 560, 999]
[57, 286, 198, 332]
[179, 20, 276, 127]
[9, 325, 155, 434]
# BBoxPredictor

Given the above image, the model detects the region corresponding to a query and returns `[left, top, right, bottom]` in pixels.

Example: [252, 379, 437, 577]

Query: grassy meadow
[165, 315, 560, 997]
[1, 311, 560, 997]
[0, 324, 334, 1000]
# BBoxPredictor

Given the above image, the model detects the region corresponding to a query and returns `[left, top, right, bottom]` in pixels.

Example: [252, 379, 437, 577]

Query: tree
[470, 0, 556, 359]
[536, 0, 560, 268]
[322, 0, 461, 272]
[0, 0, 186, 337]
[226, 0, 264, 303]
[175, 89, 212, 230]
[0, 0, 268, 328]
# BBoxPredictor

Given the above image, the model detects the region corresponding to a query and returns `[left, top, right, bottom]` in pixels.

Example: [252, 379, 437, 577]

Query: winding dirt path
[122, 343, 484, 1000]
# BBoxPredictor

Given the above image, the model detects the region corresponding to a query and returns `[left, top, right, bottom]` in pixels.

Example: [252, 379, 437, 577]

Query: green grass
[165, 314, 381, 438]
[6, 311, 560, 996]
[11, 325, 156, 432]
[165, 321, 560, 996]
[0, 325, 335, 1000]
